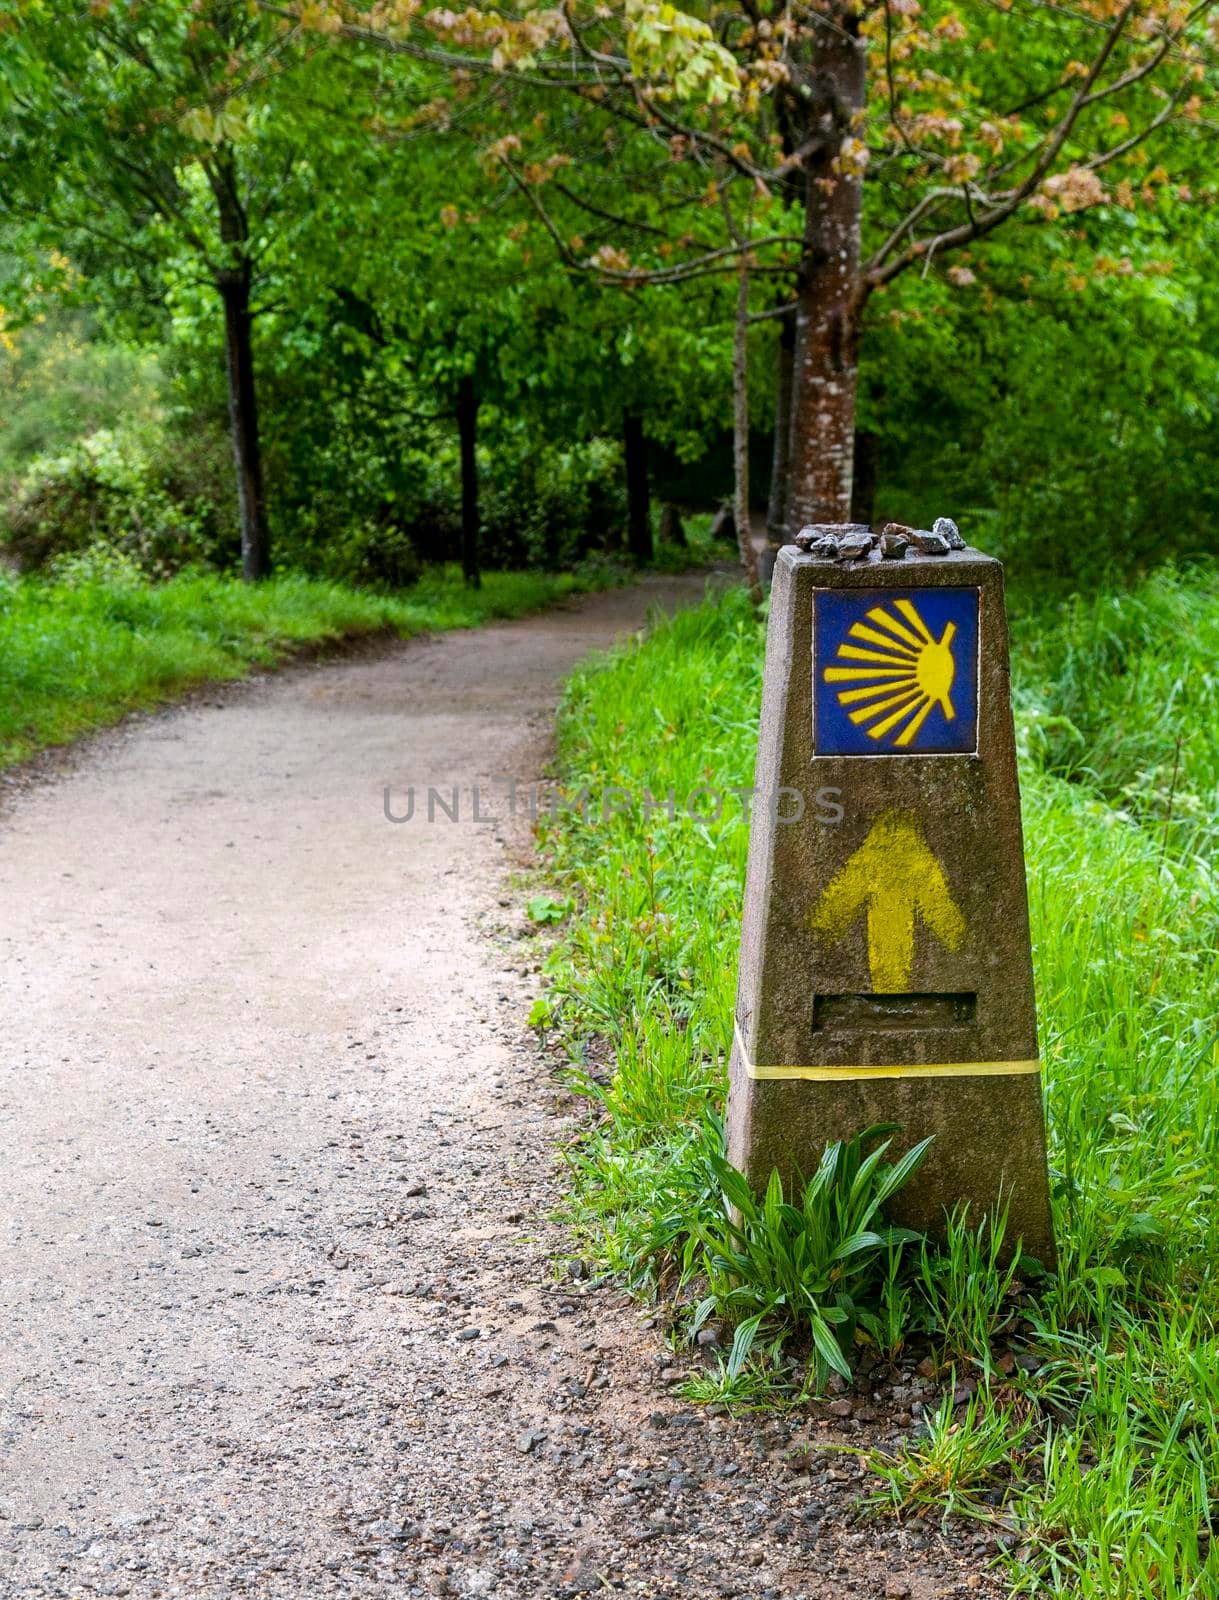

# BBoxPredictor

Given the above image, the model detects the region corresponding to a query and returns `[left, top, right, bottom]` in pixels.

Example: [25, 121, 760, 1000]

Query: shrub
[263, 380, 629, 579]
[477, 436, 627, 568]
[2, 422, 232, 575]
[693, 1127, 933, 1385]
[320, 517, 423, 590]
[0, 314, 164, 474]
[48, 539, 147, 589]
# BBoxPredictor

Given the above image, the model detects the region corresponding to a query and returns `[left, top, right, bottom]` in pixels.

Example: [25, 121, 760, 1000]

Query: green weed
[866, 1389, 1037, 1524]
[526, 894, 573, 924]
[869, 1239, 916, 1364]
[917, 1202, 1025, 1378]
[692, 1128, 932, 1384]
[679, 1351, 809, 1412]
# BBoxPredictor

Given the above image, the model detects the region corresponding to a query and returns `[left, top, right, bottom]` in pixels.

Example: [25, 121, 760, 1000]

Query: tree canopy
[1, 0, 1215, 581]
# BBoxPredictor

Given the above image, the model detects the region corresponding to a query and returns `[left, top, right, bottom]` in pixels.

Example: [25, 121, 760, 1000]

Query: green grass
[0, 560, 611, 768]
[865, 1387, 1037, 1524]
[537, 562, 1219, 1596]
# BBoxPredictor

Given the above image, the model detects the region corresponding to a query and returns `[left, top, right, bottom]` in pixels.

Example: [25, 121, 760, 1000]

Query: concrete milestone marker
[726, 536, 1055, 1266]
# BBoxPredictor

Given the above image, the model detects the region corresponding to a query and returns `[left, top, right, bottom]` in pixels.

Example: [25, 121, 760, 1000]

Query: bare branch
[746, 299, 798, 324]
[547, 179, 675, 239]
[500, 156, 796, 285]
[1083, 77, 1193, 171]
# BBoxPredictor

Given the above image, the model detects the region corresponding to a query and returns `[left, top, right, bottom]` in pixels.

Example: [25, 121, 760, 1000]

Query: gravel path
[0, 577, 1000, 1600]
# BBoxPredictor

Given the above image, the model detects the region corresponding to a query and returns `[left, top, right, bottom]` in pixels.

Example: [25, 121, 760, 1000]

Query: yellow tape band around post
[734, 1022, 1039, 1082]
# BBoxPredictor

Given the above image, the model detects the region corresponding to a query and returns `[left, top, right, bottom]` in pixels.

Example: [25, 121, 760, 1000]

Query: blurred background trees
[2, 0, 1215, 587]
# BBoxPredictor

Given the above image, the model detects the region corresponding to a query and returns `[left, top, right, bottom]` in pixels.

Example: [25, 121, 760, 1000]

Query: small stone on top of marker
[910, 528, 952, 555]
[836, 527, 876, 561]
[933, 516, 966, 550]
[881, 529, 909, 560]
[792, 523, 842, 558]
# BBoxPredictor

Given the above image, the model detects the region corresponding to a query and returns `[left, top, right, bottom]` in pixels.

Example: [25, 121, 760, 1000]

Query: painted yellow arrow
[809, 809, 966, 992]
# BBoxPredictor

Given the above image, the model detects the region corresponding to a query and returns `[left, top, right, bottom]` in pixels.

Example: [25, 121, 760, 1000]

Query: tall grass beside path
[0, 561, 610, 769]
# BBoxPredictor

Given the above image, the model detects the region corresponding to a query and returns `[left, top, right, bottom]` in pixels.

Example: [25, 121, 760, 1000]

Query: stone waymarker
[726, 528, 1055, 1266]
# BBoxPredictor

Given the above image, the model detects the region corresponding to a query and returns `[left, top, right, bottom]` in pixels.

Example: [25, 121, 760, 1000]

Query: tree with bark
[278, 0, 1217, 541]
[622, 408, 654, 564]
[264, 41, 720, 582]
[1, 1, 313, 579]
[302, 166, 550, 586]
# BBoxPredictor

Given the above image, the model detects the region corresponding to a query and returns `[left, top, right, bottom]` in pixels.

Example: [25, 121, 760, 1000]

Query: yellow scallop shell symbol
[823, 599, 957, 748]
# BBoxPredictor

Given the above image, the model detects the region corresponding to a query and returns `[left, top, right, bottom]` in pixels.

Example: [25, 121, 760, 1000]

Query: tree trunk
[207, 154, 269, 582]
[710, 503, 735, 544]
[786, 14, 867, 529]
[851, 428, 879, 526]
[659, 502, 687, 546]
[733, 264, 763, 611]
[767, 307, 796, 539]
[623, 408, 653, 565]
[217, 274, 268, 582]
[456, 374, 481, 589]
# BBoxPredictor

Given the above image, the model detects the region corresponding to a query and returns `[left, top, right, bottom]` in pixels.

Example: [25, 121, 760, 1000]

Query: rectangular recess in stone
[813, 586, 980, 755]
[812, 992, 977, 1033]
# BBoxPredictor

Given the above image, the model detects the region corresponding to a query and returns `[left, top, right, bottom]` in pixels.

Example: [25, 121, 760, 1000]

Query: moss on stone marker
[725, 540, 1056, 1268]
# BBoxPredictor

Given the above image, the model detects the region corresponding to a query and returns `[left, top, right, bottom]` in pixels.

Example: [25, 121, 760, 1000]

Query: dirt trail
[0, 576, 994, 1600]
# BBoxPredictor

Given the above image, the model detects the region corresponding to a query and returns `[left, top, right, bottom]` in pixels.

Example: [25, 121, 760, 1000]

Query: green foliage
[49, 540, 149, 590]
[624, 0, 741, 106]
[262, 359, 634, 571]
[527, 894, 573, 924]
[0, 296, 642, 584]
[1013, 563, 1219, 854]
[476, 435, 629, 569]
[865, 242, 1219, 573]
[693, 1130, 932, 1384]
[0, 313, 163, 473]
[2, 422, 231, 575]
[320, 519, 423, 590]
